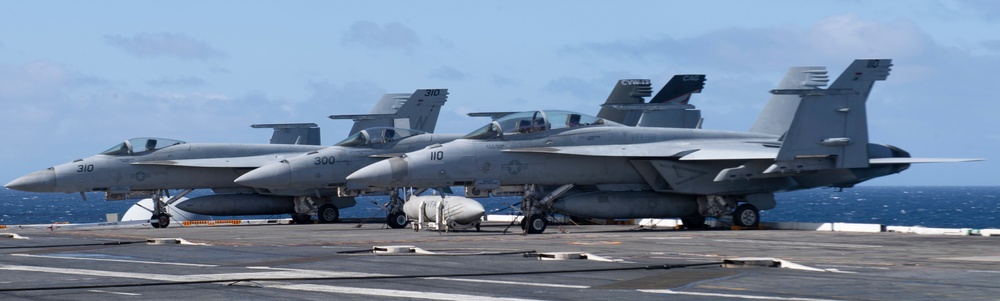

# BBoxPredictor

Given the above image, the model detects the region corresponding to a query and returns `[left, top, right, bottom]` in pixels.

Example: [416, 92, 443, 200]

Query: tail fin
[330, 89, 448, 134]
[750, 66, 829, 135]
[596, 79, 653, 126]
[598, 75, 706, 128]
[251, 123, 321, 145]
[765, 59, 892, 173]
[636, 74, 705, 128]
[649, 74, 705, 104]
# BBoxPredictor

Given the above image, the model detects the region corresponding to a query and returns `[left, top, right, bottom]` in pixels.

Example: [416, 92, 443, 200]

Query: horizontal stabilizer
[328, 113, 396, 121]
[467, 112, 516, 120]
[334, 89, 448, 135]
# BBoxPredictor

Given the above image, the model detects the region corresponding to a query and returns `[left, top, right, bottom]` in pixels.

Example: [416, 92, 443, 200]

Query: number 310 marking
[76, 164, 94, 172]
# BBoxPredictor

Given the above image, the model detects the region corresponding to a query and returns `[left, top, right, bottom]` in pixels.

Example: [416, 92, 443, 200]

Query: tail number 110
[430, 151, 444, 161]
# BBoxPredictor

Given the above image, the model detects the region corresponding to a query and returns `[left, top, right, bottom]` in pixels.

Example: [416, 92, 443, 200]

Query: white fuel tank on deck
[403, 195, 485, 225]
[121, 197, 211, 222]
[551, 191, 699, 219]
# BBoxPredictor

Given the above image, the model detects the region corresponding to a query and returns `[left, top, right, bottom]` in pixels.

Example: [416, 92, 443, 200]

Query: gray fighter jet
[232, 76, 709, 229]
[347, 59, 982, 233]
[5, 89, 448, 227]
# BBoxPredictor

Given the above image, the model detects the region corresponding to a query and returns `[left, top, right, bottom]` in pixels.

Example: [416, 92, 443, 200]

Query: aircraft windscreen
[335, 127, 427, 147]
[462, 110, 616, 140]
[100, 138, 185, 156]
[335, 131, 370, 147]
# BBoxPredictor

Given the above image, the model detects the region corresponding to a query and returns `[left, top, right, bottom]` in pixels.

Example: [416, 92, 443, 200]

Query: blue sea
[2, 186, 998, 229]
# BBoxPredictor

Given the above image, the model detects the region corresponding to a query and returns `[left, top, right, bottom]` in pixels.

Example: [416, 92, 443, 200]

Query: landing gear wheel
[291, 214, 312, 224]
[524, 214, 547, 234]
[317, 204, 340, 223]
[151, 213, 170, 228]
[733, 204, 760, 227]
[681, 216, 706, 230]
[386, 212, 409, 229]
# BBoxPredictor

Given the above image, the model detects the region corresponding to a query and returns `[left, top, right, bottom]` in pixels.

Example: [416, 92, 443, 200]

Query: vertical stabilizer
[598, 75, 707, 128]
[636, 74, 706, 128]
[251, 123, 321, 145]
[330, 89, 449, 134]
[369, 93, 413, 114]
[750, 66, 829, 135]
[766, 59, 892, 173]
[597, 79, 652, 126]
[390, 89, 448, 133]
[649, 74, 706, 104]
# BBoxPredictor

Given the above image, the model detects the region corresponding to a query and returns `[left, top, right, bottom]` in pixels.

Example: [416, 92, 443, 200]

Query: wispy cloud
[563, 14, 930, 72]
[341, 21, 420, 52]
[982, 39, 1000, 53]
[543, 76, 605, 101]
[146, 76, 208, 87]
[429, 66, 468, 80]
[104, 32, 227, 60]
[958, 0, 1000, 21]
[0, 60, 106, 104]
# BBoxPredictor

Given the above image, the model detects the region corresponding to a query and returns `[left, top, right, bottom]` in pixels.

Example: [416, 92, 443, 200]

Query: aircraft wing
[132, 155, 290, 168]
[870, 158, 985, 164]
[504, 139, 780, 160]
[503, 144, 691, 157]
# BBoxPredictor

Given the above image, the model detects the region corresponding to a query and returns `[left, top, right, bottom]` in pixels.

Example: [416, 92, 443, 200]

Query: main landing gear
[317, 204, 340, 223]
[385, 189, 410, 229]
[732, 203, 760, 227]
[517, 184, 573, 234]
[148, 189, 193, 229]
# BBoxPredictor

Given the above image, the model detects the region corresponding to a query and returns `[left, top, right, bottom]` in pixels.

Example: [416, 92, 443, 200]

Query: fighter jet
[232, 76, 708, 229]
[5, 89, 449, 228]
[346, 59, 982, 234]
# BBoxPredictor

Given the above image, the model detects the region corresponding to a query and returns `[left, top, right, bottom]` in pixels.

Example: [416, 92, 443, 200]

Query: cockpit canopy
[100, 138, 186, 156]
[334, 127, 428, 147]
[462, 110, 620, 140]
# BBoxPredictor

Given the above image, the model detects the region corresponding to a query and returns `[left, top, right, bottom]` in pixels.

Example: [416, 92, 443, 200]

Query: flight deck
[2, 221, 998, 300]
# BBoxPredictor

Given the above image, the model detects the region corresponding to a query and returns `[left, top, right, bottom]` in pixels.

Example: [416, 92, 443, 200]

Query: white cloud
[104, 32, 227, 60]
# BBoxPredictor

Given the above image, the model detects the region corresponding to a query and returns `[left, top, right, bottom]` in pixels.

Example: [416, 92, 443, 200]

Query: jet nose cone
[235, 163, 291, 189]
[346, 160, 396, 187]
[5, 168, 57, 192]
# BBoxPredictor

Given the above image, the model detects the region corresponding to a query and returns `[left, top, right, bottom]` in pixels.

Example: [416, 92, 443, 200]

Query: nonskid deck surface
[1, 222, 998, 300]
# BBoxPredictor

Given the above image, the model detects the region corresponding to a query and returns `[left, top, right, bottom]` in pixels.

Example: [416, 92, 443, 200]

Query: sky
[1, 0, 997, 186]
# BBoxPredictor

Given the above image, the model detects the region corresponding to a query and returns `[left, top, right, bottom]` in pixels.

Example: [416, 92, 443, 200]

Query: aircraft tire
[681, 216, 706, 229]
[317, 204, 340, 223]
[387, 212, 409, 229]
[525, 214, 547, 234]
[291, 214, 312, 224]
[151, 213, 170, 228]
[733, 204, 760, 227]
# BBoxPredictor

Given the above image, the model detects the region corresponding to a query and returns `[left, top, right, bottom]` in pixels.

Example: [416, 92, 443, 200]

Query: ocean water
[2, 186, 998, 229]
